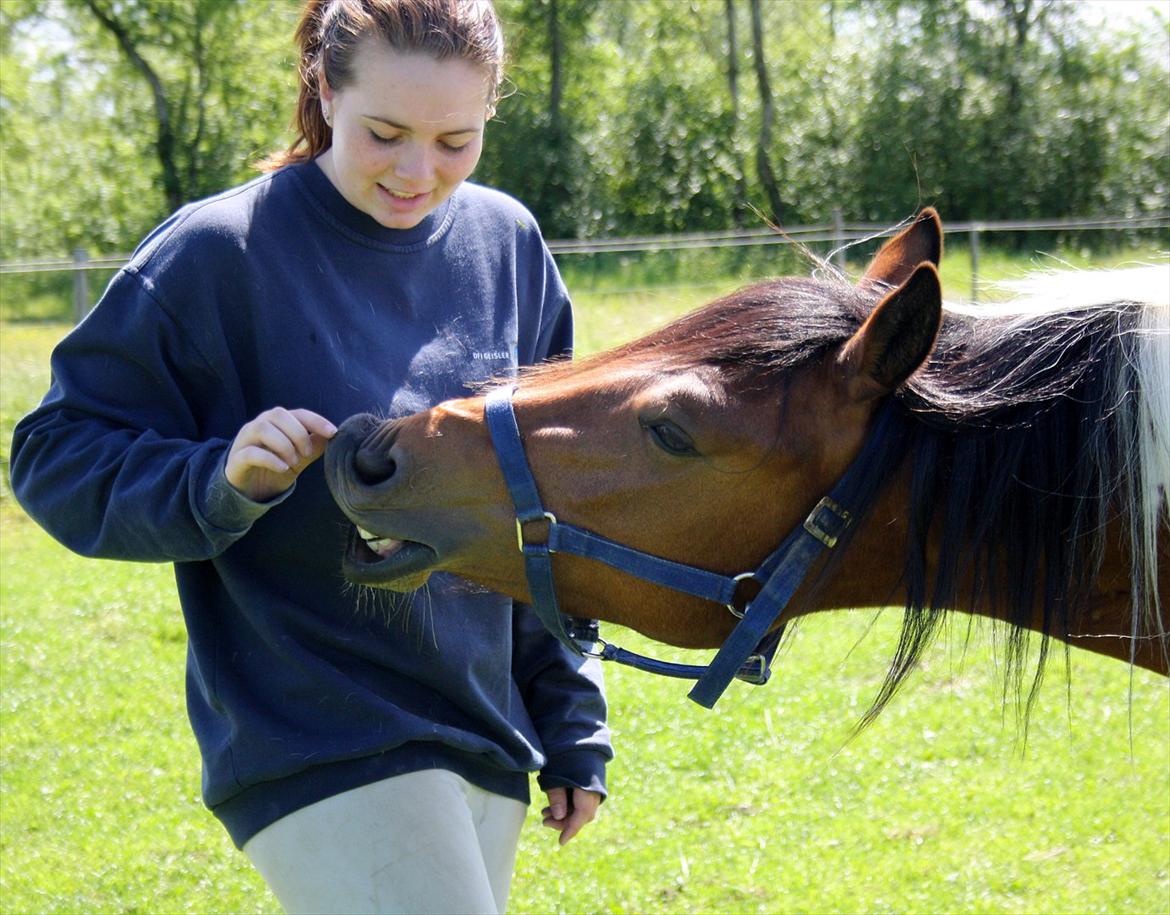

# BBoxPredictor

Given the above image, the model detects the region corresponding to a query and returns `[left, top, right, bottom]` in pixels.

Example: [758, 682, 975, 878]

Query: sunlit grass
[2, 503, 1166, 914]
[2, 245, 1167, 913]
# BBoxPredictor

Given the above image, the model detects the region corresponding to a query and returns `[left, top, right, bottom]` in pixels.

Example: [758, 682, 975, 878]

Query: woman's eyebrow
[362, 114, 482, 137]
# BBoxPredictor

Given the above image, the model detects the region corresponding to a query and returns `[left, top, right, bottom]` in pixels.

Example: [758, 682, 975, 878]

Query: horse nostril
[353, 423, 399, 486]
[354, 448, 397, 485]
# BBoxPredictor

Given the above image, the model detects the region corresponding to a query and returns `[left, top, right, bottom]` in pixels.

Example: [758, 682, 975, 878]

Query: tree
[482, 0, 602, 237]
[748, 0, 784, 224]
[2, 0, 1167, 273]
[1, 0, 298, 265]
[70, 0, 297, 212]
[723, 0, 750, 226]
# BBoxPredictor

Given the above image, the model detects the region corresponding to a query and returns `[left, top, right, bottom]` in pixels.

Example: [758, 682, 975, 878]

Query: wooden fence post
[832, 208, 845, 271]
[968, 224, 981, 305]
[72, 248, 90, 323]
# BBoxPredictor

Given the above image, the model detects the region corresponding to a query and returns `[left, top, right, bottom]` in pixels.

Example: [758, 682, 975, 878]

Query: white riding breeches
[243, 769, 528, 915]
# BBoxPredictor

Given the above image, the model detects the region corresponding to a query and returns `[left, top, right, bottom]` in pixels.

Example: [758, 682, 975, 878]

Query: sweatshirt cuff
[536, 748, 609, 801]
[197, 448, 294, 534]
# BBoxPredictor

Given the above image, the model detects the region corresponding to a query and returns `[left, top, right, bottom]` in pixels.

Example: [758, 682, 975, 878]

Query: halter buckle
[734, 653, 770, 685]
[516, 512, 557, 551]
[803, 497, 851, 549]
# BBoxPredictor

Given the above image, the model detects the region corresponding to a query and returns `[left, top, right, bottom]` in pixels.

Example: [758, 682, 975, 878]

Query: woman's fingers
[225, 407, 337, 500]
[288, 409, 338, 462]
[541, 787, 601, 846]
[289, 409, 338, 440]
[230, 443, 292, 474]
[253, 408, 316, 462]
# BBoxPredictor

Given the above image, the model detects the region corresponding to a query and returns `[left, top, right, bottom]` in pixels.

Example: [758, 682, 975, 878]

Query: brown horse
[324, 210, 1169, 712]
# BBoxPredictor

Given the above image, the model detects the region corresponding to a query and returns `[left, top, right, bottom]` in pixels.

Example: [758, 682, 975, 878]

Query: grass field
[1, 246, 1168, 914]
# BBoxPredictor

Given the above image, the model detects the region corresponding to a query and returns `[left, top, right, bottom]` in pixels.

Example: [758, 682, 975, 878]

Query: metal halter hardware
[484, 385, 876, 708]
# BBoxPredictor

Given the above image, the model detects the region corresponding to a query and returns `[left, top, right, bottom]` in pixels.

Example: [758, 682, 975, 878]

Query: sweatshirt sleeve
[511, 604, 613, 798]
[9, 267, 280, 562]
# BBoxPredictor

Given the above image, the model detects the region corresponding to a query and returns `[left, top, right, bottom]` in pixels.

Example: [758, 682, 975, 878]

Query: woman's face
[318, 40, 491, 230]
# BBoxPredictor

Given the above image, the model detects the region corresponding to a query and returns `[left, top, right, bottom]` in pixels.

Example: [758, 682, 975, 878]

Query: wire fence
[2, 213, 1167, 322]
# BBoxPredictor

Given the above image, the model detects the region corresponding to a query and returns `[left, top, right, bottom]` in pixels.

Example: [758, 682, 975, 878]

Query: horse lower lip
[344, 531, 437, 586]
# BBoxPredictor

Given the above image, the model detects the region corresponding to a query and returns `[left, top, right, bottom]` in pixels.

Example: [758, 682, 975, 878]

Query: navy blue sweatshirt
[10, 161, 612, 847]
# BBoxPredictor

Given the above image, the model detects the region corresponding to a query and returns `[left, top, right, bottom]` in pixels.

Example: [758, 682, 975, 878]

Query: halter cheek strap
[485, 385, 881, 708]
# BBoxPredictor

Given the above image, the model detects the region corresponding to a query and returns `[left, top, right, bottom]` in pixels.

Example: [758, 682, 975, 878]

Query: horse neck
[797, 457, 1169, 675]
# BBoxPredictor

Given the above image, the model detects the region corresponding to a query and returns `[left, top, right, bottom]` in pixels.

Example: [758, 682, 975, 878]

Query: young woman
[9, 1, 611, 911]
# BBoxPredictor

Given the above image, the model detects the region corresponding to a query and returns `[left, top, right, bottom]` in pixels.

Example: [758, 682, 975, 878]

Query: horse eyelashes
[644, 421, 698, 457]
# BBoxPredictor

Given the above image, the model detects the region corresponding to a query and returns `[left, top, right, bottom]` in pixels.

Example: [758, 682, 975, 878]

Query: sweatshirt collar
[290, 158, 454, 251]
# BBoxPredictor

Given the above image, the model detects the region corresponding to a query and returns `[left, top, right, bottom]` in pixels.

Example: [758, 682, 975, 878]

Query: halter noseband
[484, 385, 886, 708]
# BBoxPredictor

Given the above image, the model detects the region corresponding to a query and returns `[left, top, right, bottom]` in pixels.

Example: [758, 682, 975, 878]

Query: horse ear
[860, 208, 943, 289]
[839, 262, 942, 402]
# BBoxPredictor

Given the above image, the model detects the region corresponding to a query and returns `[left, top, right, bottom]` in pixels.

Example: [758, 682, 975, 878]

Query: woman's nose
[394, 142, 434, 184]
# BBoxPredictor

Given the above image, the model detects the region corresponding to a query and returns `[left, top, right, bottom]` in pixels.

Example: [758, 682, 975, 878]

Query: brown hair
[260, 0, 505, 171]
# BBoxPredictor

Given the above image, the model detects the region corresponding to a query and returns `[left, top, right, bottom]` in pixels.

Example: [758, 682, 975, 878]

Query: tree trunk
[81, 0, 184, 212]
[548, 0, 563, 134]
[748, 0, 784, 224]
[541, 0, 573, 236]
[724, 0, 750, 227]
[1002, 0, 1035, 118]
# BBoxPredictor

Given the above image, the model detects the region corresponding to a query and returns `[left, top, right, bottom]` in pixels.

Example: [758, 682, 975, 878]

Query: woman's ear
[318, 71, 336, 127]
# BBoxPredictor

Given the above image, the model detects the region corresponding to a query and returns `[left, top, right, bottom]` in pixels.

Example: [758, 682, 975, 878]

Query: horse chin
[341, 526, 439, 591]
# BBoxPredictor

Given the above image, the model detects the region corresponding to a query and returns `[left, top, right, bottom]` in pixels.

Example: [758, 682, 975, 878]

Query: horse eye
[644, 420, 698, 457]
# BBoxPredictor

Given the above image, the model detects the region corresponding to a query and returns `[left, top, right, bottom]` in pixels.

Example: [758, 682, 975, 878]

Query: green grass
[2, 248, 1168, 914]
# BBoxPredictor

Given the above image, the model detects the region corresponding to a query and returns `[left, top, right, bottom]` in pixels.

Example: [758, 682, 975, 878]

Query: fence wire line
[2, 214, 1167, 275]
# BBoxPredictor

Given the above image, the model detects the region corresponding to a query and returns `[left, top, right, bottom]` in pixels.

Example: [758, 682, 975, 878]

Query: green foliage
[0, 0, 299, 259]
[478, 0, 606, 237]
[602, 1, 741, 232]
[1, 0, 1167, 257]
[843, 0, 1170, 224]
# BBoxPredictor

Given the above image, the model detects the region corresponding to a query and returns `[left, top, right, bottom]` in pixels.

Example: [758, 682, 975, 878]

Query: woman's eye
[368, 130, 400, 146]
[644, 421, 698, 457]
[440, 140, 471, 153]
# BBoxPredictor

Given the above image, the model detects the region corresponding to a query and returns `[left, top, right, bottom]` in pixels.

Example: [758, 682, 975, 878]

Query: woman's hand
[541, 787, 602, 846]
[225, 407, 337, 502]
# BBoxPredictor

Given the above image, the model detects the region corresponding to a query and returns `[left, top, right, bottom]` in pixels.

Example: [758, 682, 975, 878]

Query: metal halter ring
[726, 572, 760, 619]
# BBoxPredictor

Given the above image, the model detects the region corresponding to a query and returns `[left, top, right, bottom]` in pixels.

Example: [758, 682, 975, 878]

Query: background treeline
[1, 0, 1167, 259]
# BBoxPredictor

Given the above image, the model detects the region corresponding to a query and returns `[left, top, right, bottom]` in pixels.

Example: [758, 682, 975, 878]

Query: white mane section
[1135, 289, 1169, 638]
[947, 262, 1169, 319]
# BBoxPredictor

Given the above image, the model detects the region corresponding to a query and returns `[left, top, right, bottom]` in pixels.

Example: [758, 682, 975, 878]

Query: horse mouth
[341, 525, 439, 588]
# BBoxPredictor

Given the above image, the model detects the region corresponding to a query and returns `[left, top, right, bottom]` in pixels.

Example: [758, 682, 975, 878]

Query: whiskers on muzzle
[342, 577, 439, 653]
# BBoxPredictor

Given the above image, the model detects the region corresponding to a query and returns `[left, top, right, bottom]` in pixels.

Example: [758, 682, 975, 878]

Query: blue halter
[484, 385, 884, 708]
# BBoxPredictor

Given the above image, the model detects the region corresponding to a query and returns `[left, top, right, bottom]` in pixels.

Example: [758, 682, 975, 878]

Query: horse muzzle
[324, 414, 441, 589]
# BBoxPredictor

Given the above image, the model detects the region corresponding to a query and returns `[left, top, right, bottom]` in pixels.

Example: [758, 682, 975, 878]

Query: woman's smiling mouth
[378, 185, 429, 204]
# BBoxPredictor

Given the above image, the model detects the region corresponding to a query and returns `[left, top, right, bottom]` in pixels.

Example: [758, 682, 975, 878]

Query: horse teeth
[356, 526, 403, 558]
